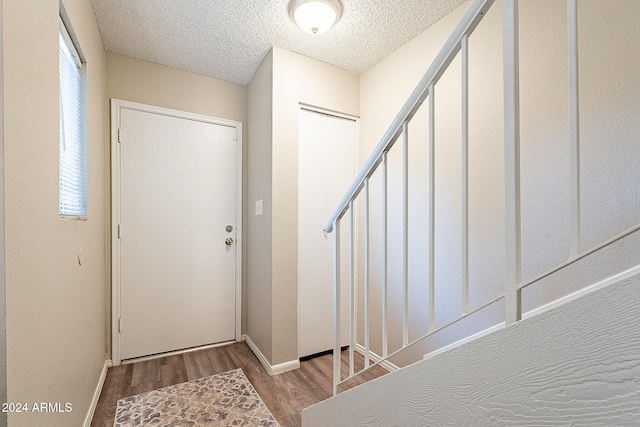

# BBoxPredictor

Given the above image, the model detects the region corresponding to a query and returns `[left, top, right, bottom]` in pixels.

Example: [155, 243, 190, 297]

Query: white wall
[303, 269, 640, 425]
[3, 0, 107, 425]
[356, 0, 640, 367]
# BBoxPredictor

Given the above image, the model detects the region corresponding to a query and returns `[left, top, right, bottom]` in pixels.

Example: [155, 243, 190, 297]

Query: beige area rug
[114, 368, 280, 426]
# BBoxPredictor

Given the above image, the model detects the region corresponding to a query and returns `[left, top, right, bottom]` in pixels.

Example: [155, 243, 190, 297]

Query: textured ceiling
[91, 0, 466, 86]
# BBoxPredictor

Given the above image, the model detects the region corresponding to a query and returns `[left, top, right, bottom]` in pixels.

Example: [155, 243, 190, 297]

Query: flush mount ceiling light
[289, 0, 343, 35]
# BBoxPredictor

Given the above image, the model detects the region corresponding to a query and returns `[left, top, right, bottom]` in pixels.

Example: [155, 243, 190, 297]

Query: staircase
[313, 0, 640, 421]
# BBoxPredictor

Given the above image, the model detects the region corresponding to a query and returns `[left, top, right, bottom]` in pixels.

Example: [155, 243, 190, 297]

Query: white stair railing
[324, 0, 495, 395]
[325, 0, 640, 395]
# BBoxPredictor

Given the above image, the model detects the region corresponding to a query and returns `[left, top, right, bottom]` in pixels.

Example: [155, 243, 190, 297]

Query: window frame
[58, 13, 88, 221]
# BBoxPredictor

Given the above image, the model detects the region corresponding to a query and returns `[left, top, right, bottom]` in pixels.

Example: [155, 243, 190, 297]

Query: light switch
[255, 200, 263, 216]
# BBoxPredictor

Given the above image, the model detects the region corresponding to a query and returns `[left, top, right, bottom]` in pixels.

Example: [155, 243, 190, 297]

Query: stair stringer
[302, 269, 640, 426]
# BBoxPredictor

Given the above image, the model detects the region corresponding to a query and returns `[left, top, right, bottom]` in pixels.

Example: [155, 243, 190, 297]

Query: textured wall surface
[356, 0, 640, 367]
[3, 0, 108, 425]
[303, 271, 640, 426]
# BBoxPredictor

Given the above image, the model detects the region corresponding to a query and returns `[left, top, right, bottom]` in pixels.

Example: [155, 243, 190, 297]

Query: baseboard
[270, 358, 300, 375]
[83, 359, 112, 427]
[354, 344, 400, 372]
[242, 335, 300, 375]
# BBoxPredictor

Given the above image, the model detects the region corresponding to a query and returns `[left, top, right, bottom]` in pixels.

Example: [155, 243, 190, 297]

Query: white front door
[114, 102, 241, 361]
[298, 108, 356, 358]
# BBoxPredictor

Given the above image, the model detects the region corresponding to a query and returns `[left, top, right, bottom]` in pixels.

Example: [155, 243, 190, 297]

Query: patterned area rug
[114, 368, 280, 426]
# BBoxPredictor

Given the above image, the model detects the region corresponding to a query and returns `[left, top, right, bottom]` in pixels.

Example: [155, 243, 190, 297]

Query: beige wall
[270, 47, 359, 365]
[106, 53, 245, 122]
[0, 0, 7, 424]
[246, 51, 274, 362]
[245, 47, 359, 366]
[108, 31, 360, 372]
[3, 0, 107, 425]
[358, 0, 640, 366]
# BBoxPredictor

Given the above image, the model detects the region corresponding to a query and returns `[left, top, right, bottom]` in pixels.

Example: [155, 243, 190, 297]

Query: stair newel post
[503, 0, 522, 325]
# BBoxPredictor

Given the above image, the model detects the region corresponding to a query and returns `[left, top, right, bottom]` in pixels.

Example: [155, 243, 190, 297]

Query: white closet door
[298, 108, 356, 358]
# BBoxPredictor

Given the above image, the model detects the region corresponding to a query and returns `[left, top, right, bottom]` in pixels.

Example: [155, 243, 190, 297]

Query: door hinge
[233, 132, 238, 141]
[118, 318, 123, 333]
[118, 224, 122, 239]
[118, 128, 123, 143]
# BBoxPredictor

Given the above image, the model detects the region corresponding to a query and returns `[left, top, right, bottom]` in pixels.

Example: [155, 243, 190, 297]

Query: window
[59, 18, 87, 219]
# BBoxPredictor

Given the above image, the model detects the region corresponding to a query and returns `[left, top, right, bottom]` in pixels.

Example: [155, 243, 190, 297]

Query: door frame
[110, 99, 243, 365]
[297, 103, 360, 359]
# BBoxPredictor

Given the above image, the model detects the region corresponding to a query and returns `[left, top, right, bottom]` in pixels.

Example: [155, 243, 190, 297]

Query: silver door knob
[225, 237, 234, 246]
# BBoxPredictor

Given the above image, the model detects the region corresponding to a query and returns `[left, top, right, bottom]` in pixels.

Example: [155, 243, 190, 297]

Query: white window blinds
[59, 20, 87, 219]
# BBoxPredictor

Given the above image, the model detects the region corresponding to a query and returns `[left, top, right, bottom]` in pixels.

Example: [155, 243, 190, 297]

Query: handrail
[324, 0, 495, 233]
[328, 0, 498, 395]
[327, 0, 639, 398]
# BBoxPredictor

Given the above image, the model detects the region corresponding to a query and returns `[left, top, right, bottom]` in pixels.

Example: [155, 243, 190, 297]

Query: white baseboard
[270, 358, 300, 375]
[354, 344, 400, 372]
[243, 335, 300, 375]
[83, 359, 112, 427]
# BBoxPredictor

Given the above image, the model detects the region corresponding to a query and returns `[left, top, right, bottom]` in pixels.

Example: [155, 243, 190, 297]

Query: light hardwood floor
[91, 342, 388, 427]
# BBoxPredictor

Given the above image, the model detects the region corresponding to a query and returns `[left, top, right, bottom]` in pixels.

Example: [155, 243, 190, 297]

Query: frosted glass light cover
[293, 1, 338, 34]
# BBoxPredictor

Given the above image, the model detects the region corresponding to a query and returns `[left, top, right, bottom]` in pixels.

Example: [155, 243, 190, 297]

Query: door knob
[225, 237, 234, 246]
